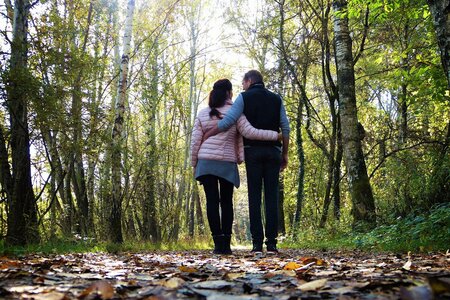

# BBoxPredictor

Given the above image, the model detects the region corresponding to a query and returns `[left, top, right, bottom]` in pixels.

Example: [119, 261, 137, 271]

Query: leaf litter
[0, 249, 449, 299]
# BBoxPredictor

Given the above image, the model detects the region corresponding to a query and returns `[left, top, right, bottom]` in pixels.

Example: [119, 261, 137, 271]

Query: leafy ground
[0, 248, 449, 299]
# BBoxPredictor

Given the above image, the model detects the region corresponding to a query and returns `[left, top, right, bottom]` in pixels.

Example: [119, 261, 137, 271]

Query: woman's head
[209, 79, 232, 119]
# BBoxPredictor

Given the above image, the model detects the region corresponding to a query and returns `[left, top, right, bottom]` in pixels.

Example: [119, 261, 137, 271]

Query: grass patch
[0, 235, 212, 257]
[284, 203, 450, 253]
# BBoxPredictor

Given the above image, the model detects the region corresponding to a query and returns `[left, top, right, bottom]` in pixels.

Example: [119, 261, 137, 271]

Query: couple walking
[190, 70, 290, 255]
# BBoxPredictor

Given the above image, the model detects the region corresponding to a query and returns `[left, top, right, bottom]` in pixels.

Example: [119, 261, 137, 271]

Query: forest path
[0, 249, 449, 299]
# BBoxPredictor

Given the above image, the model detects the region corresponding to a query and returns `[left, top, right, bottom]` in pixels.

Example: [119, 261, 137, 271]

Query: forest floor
[0, 248, 449, 299]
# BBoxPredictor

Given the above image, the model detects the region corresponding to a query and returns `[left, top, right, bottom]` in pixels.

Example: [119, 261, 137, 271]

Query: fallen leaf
[33, 292, 67, 300]
[284, 262, 301, 270]
[400, 285, 433, 300]
[402, 260, 412, 271]
[297, 278, 328, 291]
[224, 272, 245, 280]
[162, 277, 185, 289]
[428, 276, 450, 294]
[179, 265, 197, 273]
[79, 280, 114, 299]
[272, 269, 296, 277]
[193, 280, 233, 289]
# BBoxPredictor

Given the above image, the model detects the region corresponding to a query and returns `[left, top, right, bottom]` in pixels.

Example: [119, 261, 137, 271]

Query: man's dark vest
[242, 83, 282, 147]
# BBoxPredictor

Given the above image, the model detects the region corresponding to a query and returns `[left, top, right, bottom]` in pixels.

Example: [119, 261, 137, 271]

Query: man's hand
[280, 135, 289, 171]
[203, 125, 220, 142]
[280, 153, 288, 171]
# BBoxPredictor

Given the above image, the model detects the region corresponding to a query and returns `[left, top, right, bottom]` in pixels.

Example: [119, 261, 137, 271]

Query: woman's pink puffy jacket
[191, 102, 278, 167]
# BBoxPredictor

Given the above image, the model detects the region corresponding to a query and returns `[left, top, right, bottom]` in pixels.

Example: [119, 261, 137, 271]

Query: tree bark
[333, 114, 343, 220]
[427, 0, 450, 88]
[69, 1, 94, 237]
[142, 44, 160, 242]
[277, 0, 306, 239]
[0, 125, 12, 204]
[332, 0, 376, 228]
[6, 0, 39, 245]
[110, 0, 135, 243]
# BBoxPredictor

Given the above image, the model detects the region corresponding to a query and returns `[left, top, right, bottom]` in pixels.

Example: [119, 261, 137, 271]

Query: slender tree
[5, 0, 39, 245]
[427, 0, 450, 88]
[110, 0, 136, 243]
[332, 0, 376, 228]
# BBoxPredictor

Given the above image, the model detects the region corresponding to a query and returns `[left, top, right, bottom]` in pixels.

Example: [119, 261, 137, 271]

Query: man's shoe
[251, 243, 263, 254]
[266, 244, 278, 254]
[212, 235, 224, 254]
[222, 235, 232, 255]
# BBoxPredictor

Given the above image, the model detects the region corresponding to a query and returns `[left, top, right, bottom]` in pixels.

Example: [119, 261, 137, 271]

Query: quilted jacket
[191, 102, 278, 167]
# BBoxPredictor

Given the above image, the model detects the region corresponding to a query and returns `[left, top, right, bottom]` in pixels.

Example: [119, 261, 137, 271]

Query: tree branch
[353, 4, 370, 65]
[369, 140, 445, 179]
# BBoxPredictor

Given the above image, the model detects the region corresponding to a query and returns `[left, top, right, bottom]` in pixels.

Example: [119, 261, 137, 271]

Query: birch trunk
[110, 0, 135, 243]
[427, 0, 450, 88]
[333, 0, 376, 228]
[6, 0, 39, 245]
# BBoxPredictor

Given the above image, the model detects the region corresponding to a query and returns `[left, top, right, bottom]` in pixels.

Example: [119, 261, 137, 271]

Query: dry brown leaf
[224, 272, 245, 280]
[179, 265, 197, 273]
[79, 280, 115, 299]
[297, 278, 328, 291]
[428, 276, 450, 294]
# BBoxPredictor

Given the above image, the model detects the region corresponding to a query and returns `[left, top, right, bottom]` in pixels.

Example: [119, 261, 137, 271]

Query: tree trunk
[427, 0, 450, 88]
[293, 99, 305, 236]
[0, 125, 12, 204]
[277, 0, 306, 239]
[333, 114, 343, 220]
[141, 37, 160, 243]
[69, 1, 93, 237]
[110, 0, 135, 243]
[333, 0, 376, 228]
[194, 182, 205, 235]
[6, 0, 39, 246]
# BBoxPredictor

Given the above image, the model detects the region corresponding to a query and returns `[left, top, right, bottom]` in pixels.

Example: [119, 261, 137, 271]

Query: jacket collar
[248, 82, 265, 90]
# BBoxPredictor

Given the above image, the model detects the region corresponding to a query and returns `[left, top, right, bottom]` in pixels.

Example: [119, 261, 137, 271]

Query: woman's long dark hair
[209, 79, 232, 119]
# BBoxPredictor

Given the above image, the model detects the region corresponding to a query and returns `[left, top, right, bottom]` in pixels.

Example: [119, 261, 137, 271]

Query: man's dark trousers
[245, 146, 281, 246]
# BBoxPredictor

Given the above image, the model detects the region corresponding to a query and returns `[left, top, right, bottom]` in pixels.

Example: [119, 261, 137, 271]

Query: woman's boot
[212, 235, 223, 254]
[222, 235, 232, 254]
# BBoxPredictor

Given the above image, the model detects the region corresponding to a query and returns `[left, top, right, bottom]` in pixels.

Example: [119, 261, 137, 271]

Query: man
[205, 70, 290, 254]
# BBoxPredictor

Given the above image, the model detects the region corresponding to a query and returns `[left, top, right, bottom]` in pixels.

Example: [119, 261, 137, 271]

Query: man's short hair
[244, 70, 263, 84]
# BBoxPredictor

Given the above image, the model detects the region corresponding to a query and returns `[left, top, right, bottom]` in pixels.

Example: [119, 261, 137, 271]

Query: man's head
[242, 70, 263, 90]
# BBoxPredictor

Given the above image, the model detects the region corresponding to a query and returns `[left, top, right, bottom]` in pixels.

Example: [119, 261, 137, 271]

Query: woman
[190, 79, 279, 254]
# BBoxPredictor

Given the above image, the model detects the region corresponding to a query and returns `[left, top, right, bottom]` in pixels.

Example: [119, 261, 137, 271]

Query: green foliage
[286, 203, 450, 252]
[0, 236, 212, 256]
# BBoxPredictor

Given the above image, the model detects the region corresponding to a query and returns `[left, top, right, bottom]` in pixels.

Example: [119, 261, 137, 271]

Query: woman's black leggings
[198, 175, 234, 236]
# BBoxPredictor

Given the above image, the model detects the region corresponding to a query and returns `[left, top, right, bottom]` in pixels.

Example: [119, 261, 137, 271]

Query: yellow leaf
[297, 279, 328, 291]
[284, 262, 301, 270]
[179, 265, 197, 273]
[163, 277, 185, 289]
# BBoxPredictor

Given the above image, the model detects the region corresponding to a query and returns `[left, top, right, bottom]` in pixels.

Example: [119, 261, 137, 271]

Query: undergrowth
[284, 203, 450, 252]
[1, 204, 448, 256]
